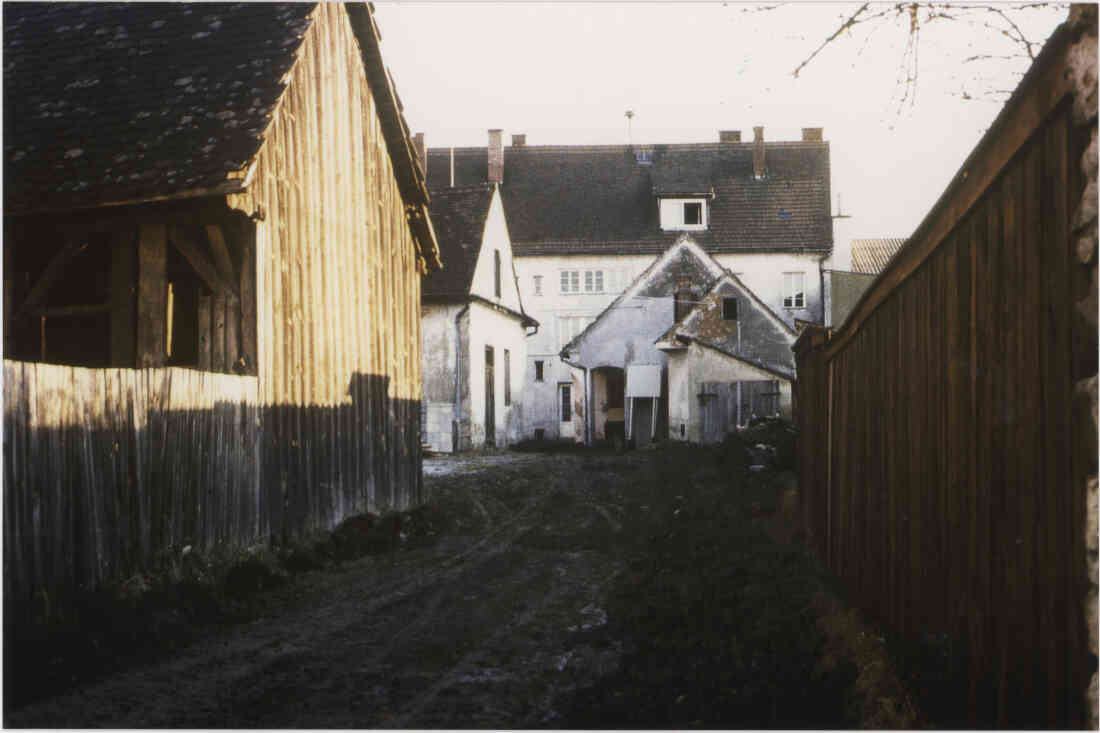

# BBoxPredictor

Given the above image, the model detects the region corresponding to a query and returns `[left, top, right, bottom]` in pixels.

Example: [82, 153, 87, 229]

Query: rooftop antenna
[625, 109, 635, 145]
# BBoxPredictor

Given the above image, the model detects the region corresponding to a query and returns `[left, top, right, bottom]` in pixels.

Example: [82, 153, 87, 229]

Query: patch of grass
[561, 443, 857, 729]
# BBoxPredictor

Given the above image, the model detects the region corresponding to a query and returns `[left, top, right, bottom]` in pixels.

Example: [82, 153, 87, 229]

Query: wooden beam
[168, 226, 238, 299]
[16, 239, 87, 317]
[238, 222, 257, 375]
[110, 233, 136, 367]
[136, 223, 167, 367]
[29, 303, 111, 318]
[204, 224, 236, 285]
[197, 294, 212, 371]
[212, 294, 226, 372]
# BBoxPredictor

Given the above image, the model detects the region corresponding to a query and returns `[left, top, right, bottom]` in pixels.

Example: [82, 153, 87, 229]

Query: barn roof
[3, 2, 432, 224]
[422, 184, 495, 299]
[426, 140, 832, 257]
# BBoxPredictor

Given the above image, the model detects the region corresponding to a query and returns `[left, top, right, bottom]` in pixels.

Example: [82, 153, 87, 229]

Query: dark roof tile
[4, 2, 314, 212]
[425, 141, 832, 256]
[422, 185, 494, 299]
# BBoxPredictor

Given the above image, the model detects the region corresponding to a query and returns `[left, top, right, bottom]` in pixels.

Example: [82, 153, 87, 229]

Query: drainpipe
[818, 252, 830, 325]
[453, 303, 470, 450]
[560, 350, 589, 446]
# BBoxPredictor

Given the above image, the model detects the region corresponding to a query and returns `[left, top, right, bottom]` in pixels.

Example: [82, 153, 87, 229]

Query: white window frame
[659, 198, 708, 232]
[560, 270, 581, 294]
[783, 271, 806, 309]
[533, 274, 543, 296]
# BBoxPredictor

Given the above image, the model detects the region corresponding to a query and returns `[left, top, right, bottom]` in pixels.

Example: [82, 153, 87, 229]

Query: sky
[372, 1, 1067, 259]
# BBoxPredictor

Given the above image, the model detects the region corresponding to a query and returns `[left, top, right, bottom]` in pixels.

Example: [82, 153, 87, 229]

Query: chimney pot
[802, 127, 824, 142]
[511, 134, 526, 147]
[488, 129, 503, 184]
[413, 132, 426, 174]
[752, 126, 766, 179]
[719, 130, 741, 143]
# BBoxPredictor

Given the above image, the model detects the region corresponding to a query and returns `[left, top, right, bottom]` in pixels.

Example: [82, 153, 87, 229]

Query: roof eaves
[683, 336, 795, 381]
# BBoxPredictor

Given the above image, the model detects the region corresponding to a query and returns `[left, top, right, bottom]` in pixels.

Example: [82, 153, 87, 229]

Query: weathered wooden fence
[793, 14, 1097, 728]
[3, 361, 262, 614]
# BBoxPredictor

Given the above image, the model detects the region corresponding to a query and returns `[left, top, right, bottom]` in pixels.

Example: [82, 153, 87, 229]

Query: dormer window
[659, 198, 708, 231]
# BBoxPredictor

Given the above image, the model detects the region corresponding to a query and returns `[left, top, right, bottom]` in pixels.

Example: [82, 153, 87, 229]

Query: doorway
[484, 345, 495, 447]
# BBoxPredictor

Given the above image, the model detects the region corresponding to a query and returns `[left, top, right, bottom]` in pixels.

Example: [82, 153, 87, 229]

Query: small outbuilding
[655, 272, 796, 443]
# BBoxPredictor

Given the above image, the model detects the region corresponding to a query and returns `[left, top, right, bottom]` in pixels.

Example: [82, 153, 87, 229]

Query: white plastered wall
[667, 341, 792, 444]
[713, 251, 825, 328]
[513, 252, 654, 438]
[420, 302, 464, 453]
[466, 300, 528, 448]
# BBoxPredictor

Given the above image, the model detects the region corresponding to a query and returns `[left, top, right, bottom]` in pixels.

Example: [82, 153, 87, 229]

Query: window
[659, 198, 708, 231]
[560, 270, 580, 294]
[560, 383, 572, 422]
[561, 270, 603, 294]
[723, 297, 738, 320]
[783, 272, 805, 309]
[534, 360, 544, 382]
[504, 349, 511, 406]
[533, 275, 542, 296]
[494, 250, 502, 298]
[635, 149, 652, 164]
[583, 270, 604, 293]
[684, 202, 702, 226]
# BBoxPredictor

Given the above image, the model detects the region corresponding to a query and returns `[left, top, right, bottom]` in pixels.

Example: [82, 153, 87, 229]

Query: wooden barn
[2, 3, 441, 613]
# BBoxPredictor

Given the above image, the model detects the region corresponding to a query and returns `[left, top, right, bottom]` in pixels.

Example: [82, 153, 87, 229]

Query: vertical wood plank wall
[793, 25, 1092, 728]
[229, 3, 423, 537]
[2, 361, 261, 617]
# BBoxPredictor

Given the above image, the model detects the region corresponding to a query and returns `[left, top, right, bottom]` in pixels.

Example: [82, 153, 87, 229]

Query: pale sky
[373, 2, 1067, 250]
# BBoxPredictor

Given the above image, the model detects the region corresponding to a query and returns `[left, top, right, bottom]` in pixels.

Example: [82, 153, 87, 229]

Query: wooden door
[484, 345, 495, 447]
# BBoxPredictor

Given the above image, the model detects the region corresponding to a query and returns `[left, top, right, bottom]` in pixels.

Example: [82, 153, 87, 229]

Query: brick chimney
[719, 130, 741, 143]
[752, 126, 766, 180]
[802, 127, 824, 142]
[511, 133, 526, 147]
[488, 129, 503, 184]
[413, 132, 426, 174]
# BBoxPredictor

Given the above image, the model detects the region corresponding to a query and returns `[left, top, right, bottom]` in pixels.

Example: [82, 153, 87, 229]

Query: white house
[423, 126, 832, 442]
[420, 184, 536, 452]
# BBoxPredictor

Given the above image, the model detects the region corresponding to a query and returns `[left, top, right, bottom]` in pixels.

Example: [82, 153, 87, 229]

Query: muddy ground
[5, 440, 921, 728]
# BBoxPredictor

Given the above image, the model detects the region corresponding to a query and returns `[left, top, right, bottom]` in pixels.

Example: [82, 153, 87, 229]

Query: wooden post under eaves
[136, 223, 167, 368]
[110, 230, 136, 366]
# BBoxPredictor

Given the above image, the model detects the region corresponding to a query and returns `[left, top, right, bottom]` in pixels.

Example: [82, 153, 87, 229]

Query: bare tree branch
[791, 3, 872, 79]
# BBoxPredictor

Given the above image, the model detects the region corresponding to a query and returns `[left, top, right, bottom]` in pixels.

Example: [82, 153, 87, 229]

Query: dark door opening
[484, 345, 496, 447]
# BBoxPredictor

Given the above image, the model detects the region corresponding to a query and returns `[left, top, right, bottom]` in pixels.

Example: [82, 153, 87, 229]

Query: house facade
[424, 126, 832, 441]
[420, 184, 535, 452]
[3, 3, 440, 609]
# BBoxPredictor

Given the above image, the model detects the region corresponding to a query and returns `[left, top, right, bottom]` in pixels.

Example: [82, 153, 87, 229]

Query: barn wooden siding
[793, 19, 1096, 728]
[227, 2, 425, 536]
[3, 361, 261, 617]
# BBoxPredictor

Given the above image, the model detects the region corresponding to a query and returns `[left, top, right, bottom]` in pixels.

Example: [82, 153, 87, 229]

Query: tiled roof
[422, 185, 495, 299]
[426, 141, 832, 256]
[2, 0, 436, 262]
[4, 3, 314, 212]
[851, 238, 907, 274]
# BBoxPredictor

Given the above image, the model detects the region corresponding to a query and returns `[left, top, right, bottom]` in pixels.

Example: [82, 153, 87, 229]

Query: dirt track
[7, 452, 644, 728]
[8, 444, 919, 729]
